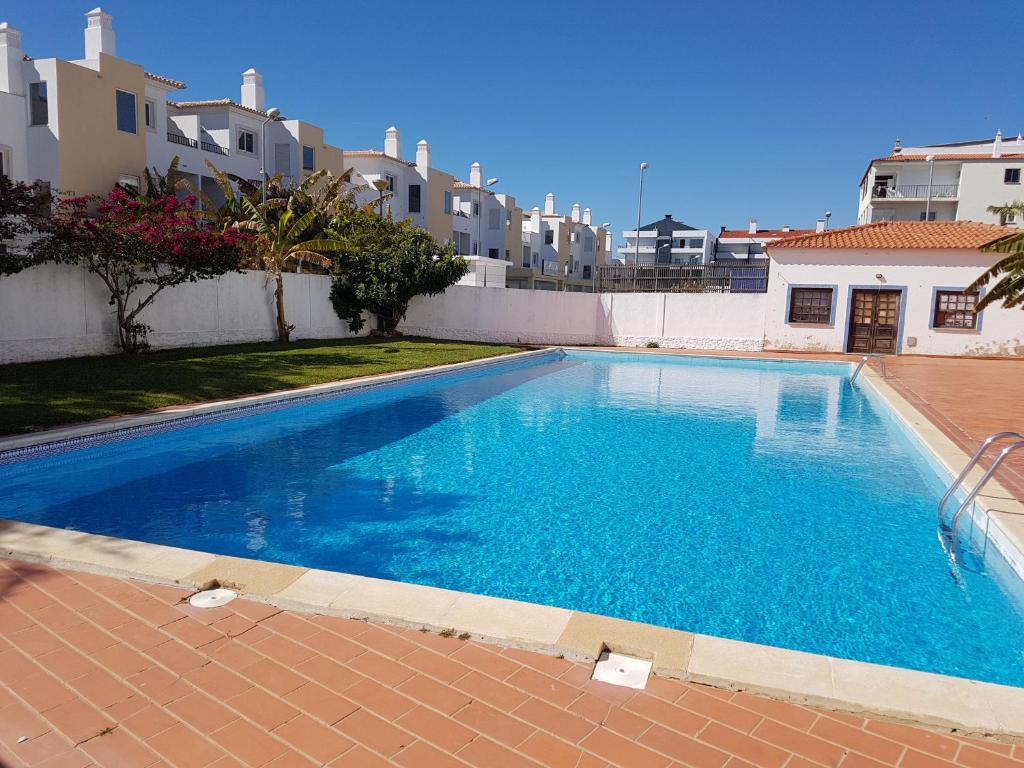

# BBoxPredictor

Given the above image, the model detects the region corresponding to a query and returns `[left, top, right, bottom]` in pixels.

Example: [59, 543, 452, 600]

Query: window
[570, 231, 579, 243]
[443, 191, 452, 214]
[919, 211, 936, 221]
[472, 201, 479, 216]
[302, 145, 315, 171]
[144, 99, 156, 131]
[115, 90, 137, 134]
[408, 184, 421, 213]
[532, 252, 538, 266]
[505, 249, 510, 259]
[488, 208, 500, 230]
[522, 245, 530, 268]
[118, 174, 141, 192]
[0, 147, 9, 179]
[384, 174, 395, 192]
[689, 238, 703, 249]
[472, 240, 478, 256]
[582, 265, 592, 279]
[933, 290, 977, 329]
[1000, 211, 1018, 225]
[584, 234, 595, 253]
[236, 129, 255, 154]
[1004, 168, 1021, 184]
[788, 287, 833, 324]
[29, 82, 48, 126]
[544, 229, 554, 245]
[488, 248, 499, 258]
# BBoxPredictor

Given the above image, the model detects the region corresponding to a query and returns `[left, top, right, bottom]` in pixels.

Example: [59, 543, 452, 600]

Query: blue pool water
[3, 350, 1024, 686]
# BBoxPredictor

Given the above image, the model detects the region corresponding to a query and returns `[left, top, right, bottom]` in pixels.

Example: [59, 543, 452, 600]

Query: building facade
[713, 220, 818, 262]
[511, 193, 610, 291]
[619, 215, 713, 265]
[763, 221, 1021, 357]
[858, 133, 1024, 226]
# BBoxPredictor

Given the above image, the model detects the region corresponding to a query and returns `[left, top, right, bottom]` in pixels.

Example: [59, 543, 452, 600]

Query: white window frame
[144, 99, 156, 132]
[0, 145, 11, 179]
[384, 174, 396, 192]
[237, 128, 256, 155]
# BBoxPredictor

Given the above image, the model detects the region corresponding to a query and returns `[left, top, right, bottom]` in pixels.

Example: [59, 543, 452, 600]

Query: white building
[513, 193, 610, 290]
[763, 220, 1021, 356]
[0, 9, 345, 200]
[619, 215, 713, 265]
[713, 220, 818, 262]
[858, 133, 1024, 225]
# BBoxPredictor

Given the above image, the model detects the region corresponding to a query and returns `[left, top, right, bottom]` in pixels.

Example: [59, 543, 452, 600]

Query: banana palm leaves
[974, 227, 1024, 310]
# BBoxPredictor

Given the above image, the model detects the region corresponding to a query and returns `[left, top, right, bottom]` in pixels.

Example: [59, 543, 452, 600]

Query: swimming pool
[2, 349, 1023, 686]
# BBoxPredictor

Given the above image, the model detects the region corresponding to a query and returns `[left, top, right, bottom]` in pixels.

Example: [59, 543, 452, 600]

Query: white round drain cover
[189, 588, 237, 608]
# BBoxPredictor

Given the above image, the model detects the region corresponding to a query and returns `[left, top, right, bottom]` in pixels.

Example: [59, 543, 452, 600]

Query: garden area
[0, 337, 526, 435]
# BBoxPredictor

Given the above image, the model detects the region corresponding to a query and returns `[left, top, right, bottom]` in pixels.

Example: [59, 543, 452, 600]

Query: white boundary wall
[400, 286, 768, 350]
[0, 264, 366, 363]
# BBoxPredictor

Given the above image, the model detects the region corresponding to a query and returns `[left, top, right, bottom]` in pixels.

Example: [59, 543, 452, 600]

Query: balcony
[201, 141, 227, 156]
[167, 132, 198, 149]
[542, 260, 560, 277]
[617, 244, 656, 254]
[871, 183, 958, 200]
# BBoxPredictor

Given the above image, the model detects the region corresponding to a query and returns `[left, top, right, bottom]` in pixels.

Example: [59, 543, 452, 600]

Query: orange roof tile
[877, 152, 1024, 162]
[167, 98, 271, 117]
[719, 229, 815, 240]
[767, 221, 1015, 250]
[145, 72, 186, 90]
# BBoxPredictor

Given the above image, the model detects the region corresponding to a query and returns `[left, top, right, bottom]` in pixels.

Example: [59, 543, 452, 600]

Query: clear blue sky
[6, 0, 1023, 234]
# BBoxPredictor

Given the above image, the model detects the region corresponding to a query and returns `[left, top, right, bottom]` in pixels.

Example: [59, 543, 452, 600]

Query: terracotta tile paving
[0, 558, 1021, 768]
[877, 356, 1024, 503]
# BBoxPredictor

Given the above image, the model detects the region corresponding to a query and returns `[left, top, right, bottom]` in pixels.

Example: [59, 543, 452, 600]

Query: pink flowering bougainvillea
[30, 187, 251, 353]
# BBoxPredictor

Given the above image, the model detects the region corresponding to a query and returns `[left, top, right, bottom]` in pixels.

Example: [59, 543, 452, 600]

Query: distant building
[858, 133, 1024, 225]
[619, 215, 713, 265]
[713, 220, 818, 262]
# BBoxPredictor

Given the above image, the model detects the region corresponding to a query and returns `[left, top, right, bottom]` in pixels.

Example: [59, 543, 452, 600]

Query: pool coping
[2, 346, 1024, 741]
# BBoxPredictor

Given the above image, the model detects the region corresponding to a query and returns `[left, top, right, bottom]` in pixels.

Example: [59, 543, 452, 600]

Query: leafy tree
[0, 176, 51, 275]
[235, 198, 347, 342]
[30, 188, 251, 353]
[328, 209, 467, 335]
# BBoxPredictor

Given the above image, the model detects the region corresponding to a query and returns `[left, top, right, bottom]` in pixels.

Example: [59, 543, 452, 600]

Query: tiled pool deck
[2, 349, 1024, 767]
[2, 558, 1022, 768]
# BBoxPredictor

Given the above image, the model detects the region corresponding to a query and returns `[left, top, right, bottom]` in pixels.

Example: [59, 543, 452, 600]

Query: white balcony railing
[872, 183, 959, 200]
[542, 260, 560, 276]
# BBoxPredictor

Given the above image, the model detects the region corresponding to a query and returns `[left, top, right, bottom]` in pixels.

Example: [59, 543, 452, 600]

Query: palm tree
[236, 198, 347, 342]
[974, 224, 1024, 310]
[987, 200, 1024, 226]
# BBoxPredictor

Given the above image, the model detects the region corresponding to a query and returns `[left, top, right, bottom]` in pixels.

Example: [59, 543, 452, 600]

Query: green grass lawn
[0, 337, 528, 436]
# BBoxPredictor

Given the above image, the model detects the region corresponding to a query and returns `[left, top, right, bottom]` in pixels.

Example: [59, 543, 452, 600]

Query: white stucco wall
[765, 248, 1024, 356]
[400, 286, 767, 350]
[0, 264, 366, 363]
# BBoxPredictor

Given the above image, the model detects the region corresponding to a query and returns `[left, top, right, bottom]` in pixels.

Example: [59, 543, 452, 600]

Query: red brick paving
[0, 558, 1021, 768]
[878, 356, 1024, 503]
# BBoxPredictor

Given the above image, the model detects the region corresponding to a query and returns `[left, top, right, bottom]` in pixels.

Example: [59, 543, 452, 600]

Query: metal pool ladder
[850, 354, 887, 383]
[937, 431, 1024, 557]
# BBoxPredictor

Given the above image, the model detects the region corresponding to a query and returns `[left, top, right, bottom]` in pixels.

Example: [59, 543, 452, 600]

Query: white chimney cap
[417, 139, 428, 146]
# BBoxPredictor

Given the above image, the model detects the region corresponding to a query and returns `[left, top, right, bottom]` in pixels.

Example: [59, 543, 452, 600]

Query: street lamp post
[260, 107, 281, 205]
[633, 162, 649, 290]
[925, 154, 936, 220]
[371, 178, 390, 218]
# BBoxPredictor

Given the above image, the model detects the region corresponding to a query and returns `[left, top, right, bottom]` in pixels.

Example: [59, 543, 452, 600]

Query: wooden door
[847, 290, 901, 354]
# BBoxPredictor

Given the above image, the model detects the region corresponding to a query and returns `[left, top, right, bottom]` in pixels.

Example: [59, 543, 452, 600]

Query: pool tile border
[2, 347, 1024, 741]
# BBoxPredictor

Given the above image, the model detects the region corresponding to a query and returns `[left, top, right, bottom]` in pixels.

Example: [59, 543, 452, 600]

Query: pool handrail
[947, 439, 1024, 555]
[850, 354, 887, 383]
[937, 431, 1024, 529]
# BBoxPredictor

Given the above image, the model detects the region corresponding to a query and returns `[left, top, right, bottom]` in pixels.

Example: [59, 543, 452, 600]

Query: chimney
[544, 192, 555, 215]
[748, 219, 758, 234]
[240, 68, 265, 111]
[384, 126, 401, 159]
[0, 22, 24, 95]
[815, 219, 826, 233]
[571, 203, 581, 222]
[582, 207, 592, 225]
[415, 139, 430, 169]
[892, 137, 902, 155]
[84, 8, 115, 59]
[470, 162, 482, 187]
[531, 207, 541, 228]
[993, 129, 1003, 159]
[782, 224, 791, 232]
